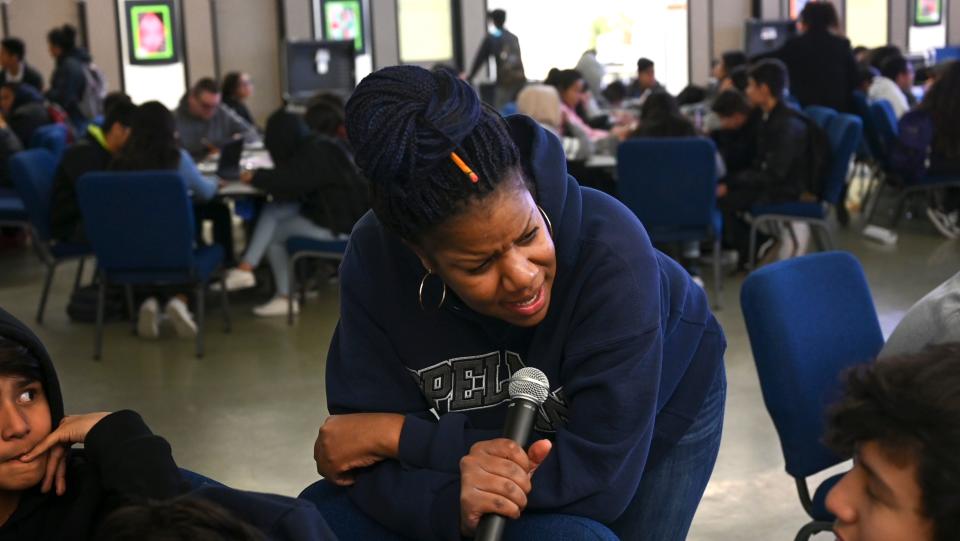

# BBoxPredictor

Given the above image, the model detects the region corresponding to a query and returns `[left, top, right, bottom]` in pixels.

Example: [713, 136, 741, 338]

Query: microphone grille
[508, 367, 550, 405]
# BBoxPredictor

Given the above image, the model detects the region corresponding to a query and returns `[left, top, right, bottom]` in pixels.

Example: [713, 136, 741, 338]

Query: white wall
[4, 0, 78, 91]
[213, 0, 280, 125]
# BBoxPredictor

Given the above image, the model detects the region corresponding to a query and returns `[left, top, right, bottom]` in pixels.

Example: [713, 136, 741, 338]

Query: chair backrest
[76, 171, 196, 274]
[8, 148, 58, 241]
[870, 100, 899, 154]
[850, 91, 882, 161]
[29, 124, 68, 161]
[741, 252, 884, 479]
[803, 105, 837, 130]
[821, 114, 863, 205]
[616, 137, 717, 236]
[934, 46, 960, 64]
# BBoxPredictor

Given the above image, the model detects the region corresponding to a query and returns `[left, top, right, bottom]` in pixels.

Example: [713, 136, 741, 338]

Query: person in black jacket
[0, 82, 51, 147]
[49, 99, 136, 243]
[770, 2, 858, 113]
[0, 38, 44, 91]
[46, 25, 93, 127]
[465, 9, 526, 109]
[216, 101, 370, 317]
[0, 307, 339, 541]
[717, 59, 811, 265]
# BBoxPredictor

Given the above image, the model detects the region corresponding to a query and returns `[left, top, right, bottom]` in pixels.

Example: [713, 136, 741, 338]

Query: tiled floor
[1, 214, 957, 540]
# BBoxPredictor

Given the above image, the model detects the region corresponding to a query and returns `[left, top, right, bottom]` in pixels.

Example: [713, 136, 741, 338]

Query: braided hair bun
[346, 65, 522, 241]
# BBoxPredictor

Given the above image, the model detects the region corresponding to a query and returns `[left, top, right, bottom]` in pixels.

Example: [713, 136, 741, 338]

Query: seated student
[868, 55, 913, 119]
[601, 80, 627, 109]
[888, 61, 960, 238]
[109, 101, 222, 338]
[852, 45, 870, 64]
[719, 65, 749, 93]
[216, 101, 369, 317]
[0, 82, 50, 147]
[627, 57, 665, 103]
[712, 50, 748, 89]
[175, 78, 259, 160]
[49, 99, 136, 244]
[854, 64, 877, 94]
[305, 65, 725, 541]
[880, 271, 960, 357]
[516, 84, 592, 162]
[631, 91, 696, 138]
[710, 89, 759, 177]
[544, 69, 631, 154]
[0, 307, 338, 541]
[0, 307, 185, 539]
[824, 343, 960, 541]
[0, 38, 43, 90]
[0, 112, 21, 189]
[220, 71, 255, 126]
[717, 59, 812, 265]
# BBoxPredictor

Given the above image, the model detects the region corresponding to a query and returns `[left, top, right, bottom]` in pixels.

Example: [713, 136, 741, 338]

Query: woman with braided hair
[303, 65, 726, 541]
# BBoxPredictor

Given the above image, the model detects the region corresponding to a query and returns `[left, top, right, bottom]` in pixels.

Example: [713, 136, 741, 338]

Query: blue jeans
[241, 202, 336, 295]
[298, 368, 724, 540]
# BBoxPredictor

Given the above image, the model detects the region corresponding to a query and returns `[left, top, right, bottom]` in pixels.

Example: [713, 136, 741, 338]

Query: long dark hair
[221, 72, 243, 101]
[922, 61, 960, 160]
[110, 101, 181, 171]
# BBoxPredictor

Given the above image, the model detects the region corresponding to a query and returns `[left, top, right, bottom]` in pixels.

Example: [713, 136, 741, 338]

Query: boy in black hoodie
[0, 307, 338, 540]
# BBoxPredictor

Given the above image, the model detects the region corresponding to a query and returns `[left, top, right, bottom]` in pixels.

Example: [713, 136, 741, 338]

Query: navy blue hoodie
[326, 116, 726, 540]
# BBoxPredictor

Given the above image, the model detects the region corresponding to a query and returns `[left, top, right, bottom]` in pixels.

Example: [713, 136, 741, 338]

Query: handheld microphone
[474, 367, 550, 541]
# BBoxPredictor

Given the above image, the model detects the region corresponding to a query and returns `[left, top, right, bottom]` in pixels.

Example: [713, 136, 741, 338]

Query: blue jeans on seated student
[299, 369, 725, 541]
[243, 202, 336, 296]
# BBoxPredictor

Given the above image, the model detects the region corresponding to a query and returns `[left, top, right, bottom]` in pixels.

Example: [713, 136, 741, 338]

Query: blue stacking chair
[617, 137, 723, 308]
[29, 124, 68, 162]
[285, 237, 349, 324]
[500, 101, 518, 116]
[802, 105, 837, 129]
[9, 149, 93, 323]
[748, 114, 863, 267]
[934, 46, 960, 63]
[0, 188, 28, 228]
[741, 252, 884, 541]
[76, 171, 231, 359]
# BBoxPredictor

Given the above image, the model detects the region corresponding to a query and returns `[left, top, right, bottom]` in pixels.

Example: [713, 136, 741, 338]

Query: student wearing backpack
[717, 59, 819, 266]
[46, 25, 101, 128]
[465, 9, 525, 110]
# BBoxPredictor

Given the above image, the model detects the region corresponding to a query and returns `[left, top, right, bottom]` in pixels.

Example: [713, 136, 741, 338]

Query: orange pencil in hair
[450, 152, 479, 183]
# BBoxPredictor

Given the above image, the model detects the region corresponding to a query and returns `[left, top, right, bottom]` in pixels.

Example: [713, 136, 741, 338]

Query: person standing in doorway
[465, 9, 526, 110]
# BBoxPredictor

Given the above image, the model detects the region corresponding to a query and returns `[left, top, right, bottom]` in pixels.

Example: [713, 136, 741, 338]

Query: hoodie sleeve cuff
[397, 414, 435, 469]
[84, 410, 152, 459]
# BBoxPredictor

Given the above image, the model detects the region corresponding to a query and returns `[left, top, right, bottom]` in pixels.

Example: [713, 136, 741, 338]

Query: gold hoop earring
[538, 205, 554, 238]
[419, 270, 447, 310]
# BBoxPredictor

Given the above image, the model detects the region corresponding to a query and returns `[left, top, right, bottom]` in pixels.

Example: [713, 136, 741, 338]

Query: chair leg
[72, 257, 86, 292]
[94, 273, 106, 361]
[219, 275, 232, 333]
[711, 237, 722, 310]
[864, 177, 885, 224]
[36, 263, 56, 324]
[195, 284, 205, 359]
[124, 285, 136, 334]
[288, 256, 297, 326]
[748, 222, 759, 270]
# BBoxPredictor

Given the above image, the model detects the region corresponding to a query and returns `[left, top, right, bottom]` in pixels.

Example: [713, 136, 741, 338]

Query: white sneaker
[211, 268, 257, 291]
[253, 296, 299, 318]
[137, 297, 160, 339]
[165, 298, 198, 338]
[927, 208, 959, 240]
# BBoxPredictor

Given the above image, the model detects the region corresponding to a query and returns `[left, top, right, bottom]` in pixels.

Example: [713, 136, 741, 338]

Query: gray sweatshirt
[881, 271, 960, 357]
[175, 94, 260, 159]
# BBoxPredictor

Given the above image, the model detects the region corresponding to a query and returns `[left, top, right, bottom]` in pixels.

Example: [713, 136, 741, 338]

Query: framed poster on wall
[124, 0, 180, 65]
[914, 0, 942, 26]
[323, 0, 366, 54]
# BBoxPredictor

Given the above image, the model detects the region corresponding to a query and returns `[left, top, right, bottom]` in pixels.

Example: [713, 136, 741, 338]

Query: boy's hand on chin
[20, 412, 112, 496]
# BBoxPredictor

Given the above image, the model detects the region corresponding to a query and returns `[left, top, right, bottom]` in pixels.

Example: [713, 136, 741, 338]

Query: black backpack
[496, 33, 525, 87]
